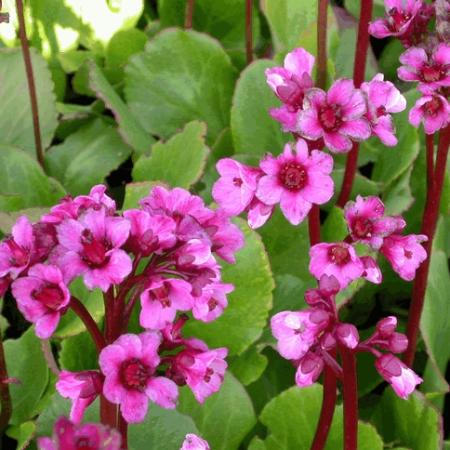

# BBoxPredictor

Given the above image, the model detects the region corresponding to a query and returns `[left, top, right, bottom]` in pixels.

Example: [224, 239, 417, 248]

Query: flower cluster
[271, 275, 422, 399]
[310, 195, 427, 288]
[2, 184, 241, 425]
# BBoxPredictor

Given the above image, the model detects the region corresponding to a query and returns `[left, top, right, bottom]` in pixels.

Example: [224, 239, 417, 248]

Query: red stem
[15, 0, 45, 169]
[425, 133, 434, 191]
[316, 0, 328, 89]
[308, 205, 321, 246]
[0, 333, 12, 433]
[404, 126, 450, 366]
[245, 0, 253, 65]
[184, 0, 195, 29]
[340, 347, 358, 450]
[336, 0, 373, 207]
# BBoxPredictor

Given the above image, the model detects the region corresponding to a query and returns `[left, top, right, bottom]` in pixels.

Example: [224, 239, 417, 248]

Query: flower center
[152, 284, 171, 308]
[232, 177, 243, 187]
[423, 96, 441, 116]
[279, 162, 308, 191]
[319, 104, 342, 132]
[6, 239, 29, 267]
[208, 298, 218, 311]
[120, 358, 151, 391]
[376, 105, 387, 117]
[80, 229, 108, 267]
[421, 64, 444, 83]
[388, 8, 411, 31]
[75, 436, 96, 450]
[328, 244, 351, 265]
[32, 284, 65, 310]
[203, 367, 214, 383]
[353, 217, 373, 238]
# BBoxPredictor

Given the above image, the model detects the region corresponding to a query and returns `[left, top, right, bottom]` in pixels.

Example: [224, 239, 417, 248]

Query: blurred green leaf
[322, 207, 348, 243]
[6, 421, 36, 450]
[230, 346, 268, 386]
[59, 330, 98, 371]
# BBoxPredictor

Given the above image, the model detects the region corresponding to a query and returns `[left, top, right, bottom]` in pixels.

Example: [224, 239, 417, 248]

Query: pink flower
[297, 79, 371, 153]
[368, 0, 422, 38]
[398, 43, 450, 90]
[192, 281, 233, 322]
[335, 323, 359, 349]
[256, 140, 334, 225]
[140, 278, 193, 330]
[376, 316, 398, 336]
[344, 195, 405, 249]
[361, 74, 407, 146]
[309, 242, 365, 289]
[304, 274, 340, 310]
[361, 256, 383, 284]
[0, 216, 34, 279]
[37, 416, 121, 450]
[56, 209, 132, 291]
[11, 264, 70, 339]
[123, 209, 176, 256]
[375, 354, 422, 399]
[269, 105, 299, 132]
[380, 234, 427, 281]
[99, 332, 178, 423]
[212, 158, 260, 216]
[247, 198, 274, 229]
[409, 93, 450, 134]
[56, 370, 103, 423]
[270, 310, 329, 360]
[180, 434, 210, 450]
[32, 223, 58, 262]
[295, 352, 324, 387]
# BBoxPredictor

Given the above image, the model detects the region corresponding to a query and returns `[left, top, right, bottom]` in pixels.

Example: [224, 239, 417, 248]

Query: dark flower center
[152, 284, 171, 308]
[353, 217, 373, 238]
[279, 162, 308, 191]
[120, 358, 151, 391]
[204, 367, 214, 383]
[328, 244, 351, 265]
[6, 239, 29, 267]
[376, 105, 387, 117]
[75, 436, 96, 450]
[388, 8, 411, 31]
[208, 298, 218, 311]
[421, 64, 444, 83]
[81, 229, 109, 267]
[423, 96, 441, 116]
[32, 284, 66, 310]
[232, 177, 243, 187]
[319, 104, 342, 132]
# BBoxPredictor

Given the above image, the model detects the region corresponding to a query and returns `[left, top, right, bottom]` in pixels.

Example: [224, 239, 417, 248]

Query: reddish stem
[100, 395, 118, 430]
[0, 333, 12, 433]
[340, 346, 358, 450]
[184, 0, 195, 29]
[118, 415, 128, 450]
[404, 126, 450, 366]
[336, 0, 373, 207]
[425, 133, 434, 191]
[246, 0, 253, 64]
[316, 0, 328, 89]
[308, 205, 321, 246]
[15, 0, 45, 169]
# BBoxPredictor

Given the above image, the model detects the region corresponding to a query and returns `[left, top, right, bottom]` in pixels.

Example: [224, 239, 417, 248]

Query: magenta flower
[247, 198, 274, 229]
[212, 158, 260, 216]
[361, 73, 407, 146]
[335, 323, 359, 349]
[409, 93, 450, 134]
[56, 370, 103, 423]
[380, 234, 427, 281]
[398, 43, 450, 90]
[344, 195, 405, 249]
[11, 264, 70, 339]
[361, 256, 383, 284]
[192, 281, 233, 322]
[56, 209, 132, 291]
[368, 0, 422, 38]
[140, 278, 193, 330]
[297, 79, 371, 153]
[0, 216, 34, 279]
[99, 332, 178, 423]
[180, 434, 210, 450]
[375, 354, 422, 399]
[37, 416, 121, 450]
[309, 242, 365, 289]
[270, 310, 329, 360]
[256, 140, 334, 225]
[265, 48, 315, 132]
[295, 352, 324, 387]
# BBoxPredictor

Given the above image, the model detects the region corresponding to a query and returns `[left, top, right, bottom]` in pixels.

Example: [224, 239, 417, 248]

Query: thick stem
[340, 347, 358, 450]
[336, 0, 373, 207]
[0, 333, 12, 433]
[118, 415, 128, 450]
[100, 395, 118, 429]
[316, 0, 328, 89]
[425, 133, 434, 192]
[245, 0, 253, 64]
[404, 126, 450, 366]
[15, 0, 45, 169]
[308, 205, 321, 246]
[184, 0, 195, 29]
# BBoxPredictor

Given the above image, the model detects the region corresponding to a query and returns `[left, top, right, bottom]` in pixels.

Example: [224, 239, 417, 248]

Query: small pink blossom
[380, 234, 427, 281]
[37, 416, 121, 450]
[376, 316, 398, 336]
[304, 274, 340, 309]
[269, 105, 299, 132]
[295, 352, 324, 387]
[11, 264, 70, 339]
[192, 282, 233, 322]
[256, 140, 334, 225]
[335, 323, 359, 349]
[409, 93, 450, 134]
[56, 370, 103, 423]
[309, 242, 364, 289]
[297, 79, 371, 153]
[247, 198, 274, 229]
[361, 73, 407, 146]
[398, 43, 450, 90]
[361, 256, 383, 284]
[271, 309, 329, 360]
[375, 354, 422, 399]
[180, 434, 210, 450]
[99, 332, 178, 423]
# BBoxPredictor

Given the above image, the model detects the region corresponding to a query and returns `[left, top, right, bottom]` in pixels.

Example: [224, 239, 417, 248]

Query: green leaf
[133, 121, 209, 188]
[372, 389, 442, 450]
[178, 373, 256, 450]
[231, 60, 288, 155]
[122, 181, 164, 210]
[259, 385, 384, 450]
[0, 48, 57, 158]
[88, 61, 154, 155]
[106, 28, 148, 70]
[4, 328, 49, 425]
[322, 207, 348, 243]
[45, 119, 132, 195]
[184, 219, 274, 356]
[230, 346, 268, 386]
[383, 167, 414, 215]
[6, 421, 36, 450]
[125, 29, 237, 144]
[249, 437, 267, 450]
[0, 145, 65, 208]
[59, 330, 98, 371]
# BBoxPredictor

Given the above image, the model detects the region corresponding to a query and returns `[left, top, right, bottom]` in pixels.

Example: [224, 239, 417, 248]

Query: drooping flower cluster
[271, 275, 422, 398]
[309, 195, 427, 288]
[2, 184, 240, 425]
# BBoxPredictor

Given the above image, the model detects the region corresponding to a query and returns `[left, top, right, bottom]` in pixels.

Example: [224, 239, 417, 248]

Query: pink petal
[99, 345, 126, 376]
[35, 312, 60, 339]
[146, 377, 178, 409]
[279, 191, 311, 225]
[323, 132, 352, 153]
[105, 217, 130, 248]
[12, 216, 33, 249]
[340, 119, 371, 140]
[284, 48, 315, 77]
[120, 391, 148, 423]
[256, 175, 283, 205]
[368, 19, 392, 38]
[297, 109, 323, 140]
[399, 47, 427, 70]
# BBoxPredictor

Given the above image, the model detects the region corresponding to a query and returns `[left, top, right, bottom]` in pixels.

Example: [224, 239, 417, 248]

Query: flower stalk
[0, 332, 12, 434]
[184, 0, 195, 29]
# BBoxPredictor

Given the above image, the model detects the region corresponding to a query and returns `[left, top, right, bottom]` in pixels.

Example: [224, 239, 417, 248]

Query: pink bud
[376, 316, 397, 336]
[388, 332, 409, 354]
[295, 352, 324, 387]
[336, 323, 359, 349]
